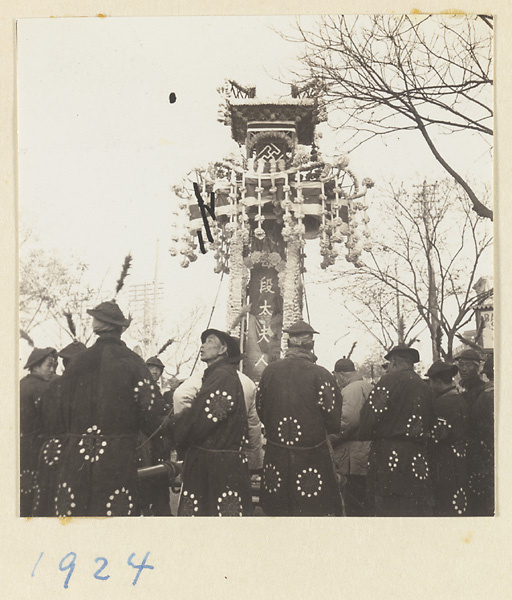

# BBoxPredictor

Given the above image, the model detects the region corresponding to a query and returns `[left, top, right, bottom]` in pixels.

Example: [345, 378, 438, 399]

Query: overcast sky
[17, 15, 493, 372]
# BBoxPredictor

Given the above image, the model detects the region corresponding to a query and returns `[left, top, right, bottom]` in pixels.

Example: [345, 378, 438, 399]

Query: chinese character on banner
[259, 300, 272, 317]
[257, 323, 272, 344]
[259, 277, 274, 294]
[255, 354, 268, 368]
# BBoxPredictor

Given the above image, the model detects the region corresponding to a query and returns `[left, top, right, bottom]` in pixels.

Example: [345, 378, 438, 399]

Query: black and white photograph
[16, 12, 495, 521]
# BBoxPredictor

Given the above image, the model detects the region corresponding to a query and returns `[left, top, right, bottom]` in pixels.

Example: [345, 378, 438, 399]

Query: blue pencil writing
[93, 557, 110, 581]
[127, 552, 154, 586]
[31, 552, 44, 577]
[59, 552, 77, 589]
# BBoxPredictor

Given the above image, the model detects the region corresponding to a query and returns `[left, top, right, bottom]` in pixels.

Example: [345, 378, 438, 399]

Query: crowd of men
[20, 300, 494, 518]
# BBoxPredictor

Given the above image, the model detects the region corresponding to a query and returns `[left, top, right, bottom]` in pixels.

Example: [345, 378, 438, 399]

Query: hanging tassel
[63, 311, 77, 339]
[20, 329, 34, 347]
[114, 254, 133, 297]
[157, 339, 174, 355]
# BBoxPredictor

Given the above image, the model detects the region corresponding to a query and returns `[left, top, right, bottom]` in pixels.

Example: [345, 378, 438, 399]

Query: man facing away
[359, 345, 434, 517]
[33, 301, 167, 517]
[329, 357, 373, 516]
[426, 360, 469, 516]
[172, 329, 252, 516]
[20, 347, 57, 516]
[256, 320, 343, 516]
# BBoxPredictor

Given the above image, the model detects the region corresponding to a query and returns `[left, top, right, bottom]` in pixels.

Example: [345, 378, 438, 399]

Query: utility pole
[395, 259, 404, 344]
[416, 180, 441, 360]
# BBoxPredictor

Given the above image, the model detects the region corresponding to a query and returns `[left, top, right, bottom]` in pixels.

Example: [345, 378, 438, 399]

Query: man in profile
[20, 346, 57, 516]
[256, 320, 343, 516]
[173, 329, 252, 516]
[359, 345, 434, 517]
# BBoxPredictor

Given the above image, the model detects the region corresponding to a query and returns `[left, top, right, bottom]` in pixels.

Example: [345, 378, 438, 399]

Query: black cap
[283, 320, 319, 335]
[24, 347, 57, 370]
[201, 329, 241, 358]
[426, 360, 458, 379]
[384, 344, 420, 364]
[454, 349, 481, 363]
[146, 356, 165, 370]
[334, 358, 355, 372]
[87, 301, 131, 328]
[58, 340, 87, 360]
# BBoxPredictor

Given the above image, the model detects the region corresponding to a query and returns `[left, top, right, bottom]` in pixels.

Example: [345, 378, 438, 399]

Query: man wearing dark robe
[173, 329, 252, 516]
[136, 355, 173, 516]
[33, 301, 167, 517]
[256, 321, 343, 517]
[57, 340, 87, 373]
[470, 353, 494, 516]
[426, 360, 469, 516]
[20, 347, 57, 516]
[454, 348, 487, 515]
[359, 345, 434, 517]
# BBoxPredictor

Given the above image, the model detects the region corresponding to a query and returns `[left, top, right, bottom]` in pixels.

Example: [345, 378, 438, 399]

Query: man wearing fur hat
[172, 328, 252, 516]
[359, 345, 434, 516]
[256, 320, 343, 516]
[33, 301, 167, 517]
[426, 360, 469, 516]
[20, 347, 57, 516]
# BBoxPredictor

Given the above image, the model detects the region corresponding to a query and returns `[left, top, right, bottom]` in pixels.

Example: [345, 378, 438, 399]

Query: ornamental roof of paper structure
[473, 292, 493, 311]
[226, 97, 325, 145]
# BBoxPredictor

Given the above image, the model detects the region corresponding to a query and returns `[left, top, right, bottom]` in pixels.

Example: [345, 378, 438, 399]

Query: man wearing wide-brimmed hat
[359, 344, 434, 516]
[33, 300, 168, 517]
[19, 346, 57, 516]
[256, 320, 343, 516]
[426, 360, 469, 516]
[172, 328, 252, 516]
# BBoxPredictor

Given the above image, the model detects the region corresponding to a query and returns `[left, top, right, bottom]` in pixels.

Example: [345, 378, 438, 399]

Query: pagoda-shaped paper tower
[171, 80, 374, 380]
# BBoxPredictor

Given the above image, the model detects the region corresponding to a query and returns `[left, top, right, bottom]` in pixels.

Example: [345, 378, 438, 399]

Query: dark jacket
[468, 381, 494, 515]
[359, 367, 434, 516]
[256, 349, 343, 516]
[20, 373, 50, 516]
[431, 386, 469, 516]
[173, 357, 252, 516]
[33, 333, 167, 517]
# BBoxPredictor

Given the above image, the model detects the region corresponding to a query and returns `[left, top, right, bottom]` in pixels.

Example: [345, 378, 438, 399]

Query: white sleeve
[173, 373, 202, 415]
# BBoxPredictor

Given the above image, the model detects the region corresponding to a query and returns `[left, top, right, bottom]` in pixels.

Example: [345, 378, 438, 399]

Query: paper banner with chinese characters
[244, 265, 283, 382]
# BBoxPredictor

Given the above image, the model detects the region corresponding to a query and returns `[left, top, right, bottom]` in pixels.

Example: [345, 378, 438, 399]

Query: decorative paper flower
[362, 177, 375, 189]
